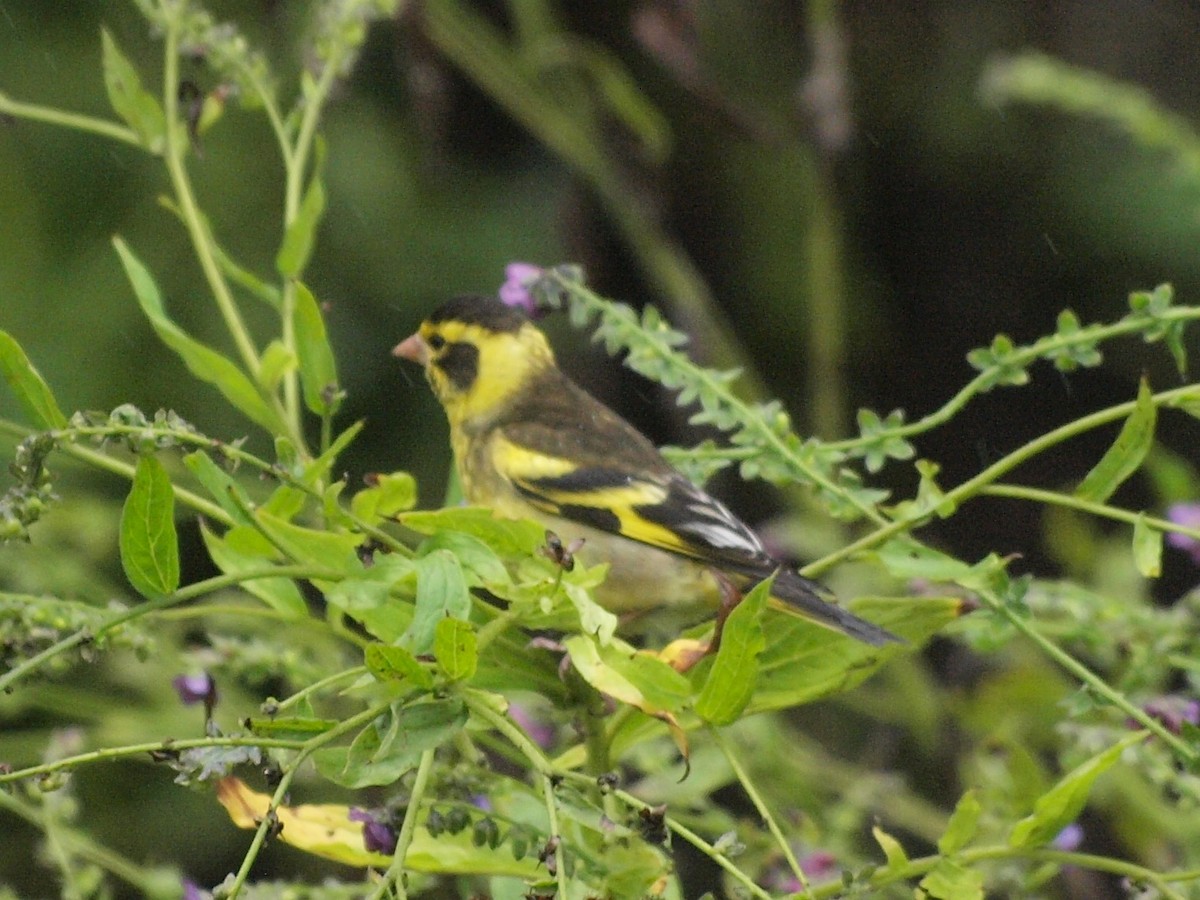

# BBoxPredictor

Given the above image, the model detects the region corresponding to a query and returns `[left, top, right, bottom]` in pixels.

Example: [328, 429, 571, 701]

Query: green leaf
[182, 450, 253, 526]
[317, 699, 466, 788]
[694, 578, 771, 725]
[0, 331, 68, 428]
[872, 826, 909, 870]
[1132, 512, 1162, 578]
[364, 642, 434, 690]
[200, 522, 308, 617]
[403, 550, 471, 654]
[434, 618, 478, 681]
[400, 507, 545, 557]
[100, 28, 165, 149]
[938, 789, 981, 854]
[744, 595, 960, 715]
[418, 530, 510, 587]
[113, 237, 282, 434]
[350, 471, 418, 523]
[276, 171, 326, 277]
[1074, 378, 1156, 503]
[120, 454, 180, 599]
[291, 281, 341, 416]
[258, 340, 297, 393]
[919, 858, 984, 900]
[1009, 731, 1145, 849]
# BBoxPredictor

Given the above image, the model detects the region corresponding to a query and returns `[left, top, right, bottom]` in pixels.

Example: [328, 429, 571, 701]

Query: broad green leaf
[292, 282, 341, 416]
[400, 507, 545, 557]
[100, 28, 165, 149]
[351, 471, 418, 523]
[872, 826, 909, 869]
[113, 237, 282, 434]
[419, 530, 510, 587]
[182, 451, 253, 525]
[365, 642, 433, 690]
[435, 617, 478, 681]
[403, 550, 471, 654]
[938, 789, 981, 854]
[0, 331, 68, 428]
[276, 171, 326, 277]
[694, 578, 771, 725]
[1009, 731, 1145, 848]
[318, 699, 466, 788]
[244, 716, 337, 741]
[919, 858, 984, 900]
[200, 522, 308, 617]
[745, 595, 959, 715]
[1132, 513, 1162, 577]
[120, 454, 179, 598]
[1075, 378, 1156, 502]
[253, 509, 362, 574]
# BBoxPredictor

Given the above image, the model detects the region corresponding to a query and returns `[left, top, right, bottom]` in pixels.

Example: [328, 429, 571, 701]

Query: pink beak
[392, 333, 429, 365]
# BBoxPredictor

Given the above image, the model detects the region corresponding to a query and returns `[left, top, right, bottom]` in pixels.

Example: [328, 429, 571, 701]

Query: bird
[393, 294, 899, 648]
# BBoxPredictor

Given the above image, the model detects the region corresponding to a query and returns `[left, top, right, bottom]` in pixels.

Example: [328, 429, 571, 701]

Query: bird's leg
[707, 570, 743, 657]
[660, 572, 744, 673]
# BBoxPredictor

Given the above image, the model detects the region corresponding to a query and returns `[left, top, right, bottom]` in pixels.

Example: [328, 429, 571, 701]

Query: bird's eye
[428, 334, 446, 351]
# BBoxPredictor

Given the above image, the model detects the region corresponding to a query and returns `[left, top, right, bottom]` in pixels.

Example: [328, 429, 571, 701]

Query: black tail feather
[769, 569, 903, 647]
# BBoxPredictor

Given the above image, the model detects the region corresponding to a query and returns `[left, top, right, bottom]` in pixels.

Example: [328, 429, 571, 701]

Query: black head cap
[427, 295, 529, 333]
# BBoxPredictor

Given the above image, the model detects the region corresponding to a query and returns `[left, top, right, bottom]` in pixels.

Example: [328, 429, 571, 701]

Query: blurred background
[4, 1, 1200, 895]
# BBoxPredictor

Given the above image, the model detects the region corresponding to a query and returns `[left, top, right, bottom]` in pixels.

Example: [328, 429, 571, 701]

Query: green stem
[558, 769, 772, 900]
[225, 703, 388, 899]
[158, 9, 264, 384]
[0, 564, 336, 694]
[0, 93, 141, 147]
[709, 725, 809, 895]
[813, 382, 1200, 573]
[371, 748, 437, 900]
[542, 773, 570, 897]
[826, 306, 1200, 453]
[0, 735, 307, 786]
[272, 665, 367, 713]
[980, 483, 1200, 542]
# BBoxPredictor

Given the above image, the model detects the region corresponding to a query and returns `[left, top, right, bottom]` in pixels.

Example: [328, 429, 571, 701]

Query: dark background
[3, 1, 1200, 895]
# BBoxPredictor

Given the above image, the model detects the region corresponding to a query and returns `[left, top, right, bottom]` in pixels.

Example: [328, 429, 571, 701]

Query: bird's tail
[768, 569, 903, 647]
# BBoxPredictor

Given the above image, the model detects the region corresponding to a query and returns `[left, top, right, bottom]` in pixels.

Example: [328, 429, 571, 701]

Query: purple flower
[498, 262, 545, 316]
[1166, 503, 1200, 565]
[1138, 696, 1200, 735]
[181, 879, 210, 900]
[350, 807, 398, 855]
[1052, 822, 1084, 851]
[799, 850, 838, 879]
[508, 702, 557, 750]
[172, 673, 218, 718]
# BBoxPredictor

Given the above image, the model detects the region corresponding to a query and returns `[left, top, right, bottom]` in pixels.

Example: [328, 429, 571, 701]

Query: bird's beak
[392, 333, 429, 365]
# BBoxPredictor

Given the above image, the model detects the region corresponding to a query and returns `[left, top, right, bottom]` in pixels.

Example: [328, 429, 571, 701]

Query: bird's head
[394, 295, 555, 428]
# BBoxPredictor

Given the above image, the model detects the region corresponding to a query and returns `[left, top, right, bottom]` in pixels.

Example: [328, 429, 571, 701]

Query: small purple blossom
[1137, 696, 1200, 735]
[498, 262, 545, 316]
[1052, 822, 1084, 851]
[172, 672, 218, 719]
[508, 702, 557, 750]
[350, 807, 398, 855]
[1166, 503, 1200, 565]
[181, 879, 210, 900]
[800, 850, 838, 879]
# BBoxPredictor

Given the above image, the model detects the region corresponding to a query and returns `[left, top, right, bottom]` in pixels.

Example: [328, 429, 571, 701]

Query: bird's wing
[495, 427, 776, 577]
